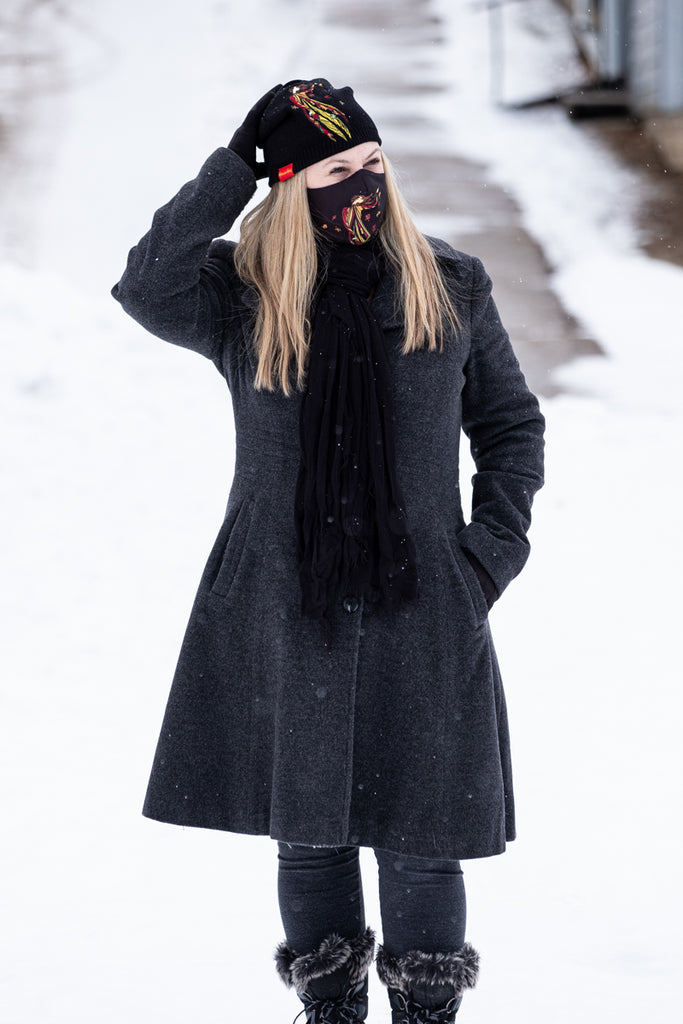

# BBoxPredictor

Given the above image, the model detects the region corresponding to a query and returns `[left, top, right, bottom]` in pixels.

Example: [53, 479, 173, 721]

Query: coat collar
[370, 269, 403, 330]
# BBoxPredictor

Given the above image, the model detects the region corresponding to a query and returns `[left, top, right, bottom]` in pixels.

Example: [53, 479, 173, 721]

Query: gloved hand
[463, 550, 498, 610]
[228, 84, 282, 179]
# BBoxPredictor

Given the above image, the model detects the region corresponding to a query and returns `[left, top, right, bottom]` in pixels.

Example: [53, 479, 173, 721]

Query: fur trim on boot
[275, 927, 376, 993]
[375, 943, 480, 997]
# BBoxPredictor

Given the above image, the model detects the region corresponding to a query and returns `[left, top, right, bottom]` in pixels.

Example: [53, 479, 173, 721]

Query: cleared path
[317, 0, 600, 397]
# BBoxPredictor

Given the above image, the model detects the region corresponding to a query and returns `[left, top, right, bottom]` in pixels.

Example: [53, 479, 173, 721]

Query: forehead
[318, 141, 381, 165]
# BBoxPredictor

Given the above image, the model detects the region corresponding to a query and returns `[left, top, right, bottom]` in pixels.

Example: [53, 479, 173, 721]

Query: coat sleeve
[111, 147, 257, 363]
[457, 256, 545, 599]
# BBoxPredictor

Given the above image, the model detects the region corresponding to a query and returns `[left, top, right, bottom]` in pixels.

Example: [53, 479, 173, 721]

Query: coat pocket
[210, 496, 256, 599]
[444, 531, 489, 627]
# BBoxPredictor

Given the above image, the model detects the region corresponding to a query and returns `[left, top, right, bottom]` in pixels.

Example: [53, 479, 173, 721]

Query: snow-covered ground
[1, 1, 681, 1021]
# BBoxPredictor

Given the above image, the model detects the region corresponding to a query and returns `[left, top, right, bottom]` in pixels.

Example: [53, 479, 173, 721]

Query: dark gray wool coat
[112, 147, 545, 861]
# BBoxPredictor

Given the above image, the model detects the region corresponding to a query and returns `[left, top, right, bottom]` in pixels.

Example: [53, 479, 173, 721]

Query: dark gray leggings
[277, 843, 466, 958]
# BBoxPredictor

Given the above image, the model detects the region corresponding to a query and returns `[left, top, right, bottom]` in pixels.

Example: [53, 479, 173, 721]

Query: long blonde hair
[234, 153, 459, 395]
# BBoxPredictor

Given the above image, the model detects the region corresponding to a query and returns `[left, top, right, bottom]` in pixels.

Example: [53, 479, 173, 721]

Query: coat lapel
[371, 267, 403, 331]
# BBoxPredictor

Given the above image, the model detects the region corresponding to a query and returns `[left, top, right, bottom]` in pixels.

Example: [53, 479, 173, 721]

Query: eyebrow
[323, 147, 381, 167]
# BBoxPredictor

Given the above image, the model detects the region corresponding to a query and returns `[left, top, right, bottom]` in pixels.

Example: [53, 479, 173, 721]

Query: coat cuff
[457, 521, 530, 599]
[192, 146, 257, 213]
[463, 550, 498, 609]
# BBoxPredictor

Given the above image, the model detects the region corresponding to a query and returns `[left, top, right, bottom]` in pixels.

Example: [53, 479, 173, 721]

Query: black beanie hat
[258, 78, 381, 186]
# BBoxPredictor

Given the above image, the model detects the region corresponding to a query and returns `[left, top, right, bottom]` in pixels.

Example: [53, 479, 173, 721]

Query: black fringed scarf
[294, 242, 418, 620]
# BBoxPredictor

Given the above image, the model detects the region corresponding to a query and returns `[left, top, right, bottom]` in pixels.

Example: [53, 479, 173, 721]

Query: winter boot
[275, 926, 375, 1023]
[376, 942, 480, 1023]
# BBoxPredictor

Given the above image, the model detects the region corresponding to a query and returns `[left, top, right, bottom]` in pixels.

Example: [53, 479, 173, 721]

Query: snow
[1, 1, 681, 1021]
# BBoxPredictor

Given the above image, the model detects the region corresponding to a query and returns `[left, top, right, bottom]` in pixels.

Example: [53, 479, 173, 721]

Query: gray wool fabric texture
[112, 146, 545, 861]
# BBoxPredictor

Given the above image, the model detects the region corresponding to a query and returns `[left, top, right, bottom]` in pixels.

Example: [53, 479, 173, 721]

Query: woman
[113, 79, 545, 1023]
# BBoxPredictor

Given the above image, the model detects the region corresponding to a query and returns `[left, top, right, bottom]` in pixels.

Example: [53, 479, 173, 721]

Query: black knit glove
[228, 84, 282, 179]
[464, 550, 498, 611]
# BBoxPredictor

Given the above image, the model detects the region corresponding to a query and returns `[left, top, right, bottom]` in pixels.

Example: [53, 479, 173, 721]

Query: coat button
[342, 595, 360, 614]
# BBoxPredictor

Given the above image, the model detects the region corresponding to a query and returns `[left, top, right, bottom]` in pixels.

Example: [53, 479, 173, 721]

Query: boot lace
[293, 980, 367, 1024]
[294, 998, 362, 1024]
[392, 992, 461, 1024]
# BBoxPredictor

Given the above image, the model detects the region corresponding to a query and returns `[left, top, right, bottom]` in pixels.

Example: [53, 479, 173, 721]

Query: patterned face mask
[307, 169, 387, 245]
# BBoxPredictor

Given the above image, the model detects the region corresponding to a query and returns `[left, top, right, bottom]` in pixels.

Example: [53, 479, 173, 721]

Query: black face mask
[307, 169, 387, 246]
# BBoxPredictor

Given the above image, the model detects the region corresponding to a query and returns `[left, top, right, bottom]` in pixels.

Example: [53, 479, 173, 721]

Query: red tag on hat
[278, 163, 294, 181]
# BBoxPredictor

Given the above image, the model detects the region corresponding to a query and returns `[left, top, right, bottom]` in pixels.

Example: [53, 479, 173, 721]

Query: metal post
[598, 0, 629, 81]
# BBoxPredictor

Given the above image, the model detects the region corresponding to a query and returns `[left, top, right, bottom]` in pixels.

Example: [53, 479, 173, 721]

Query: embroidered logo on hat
[290, 82, 351, 142]
[278, 163, 294, 181]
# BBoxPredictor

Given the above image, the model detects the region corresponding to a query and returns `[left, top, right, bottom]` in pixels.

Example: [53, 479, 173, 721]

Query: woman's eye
[365, 157, 381, 167]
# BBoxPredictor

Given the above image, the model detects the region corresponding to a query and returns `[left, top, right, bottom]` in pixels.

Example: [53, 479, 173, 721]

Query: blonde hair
[234, 153, 459, 395]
